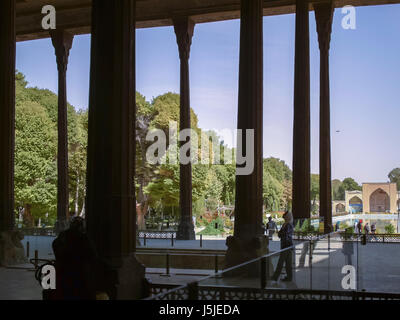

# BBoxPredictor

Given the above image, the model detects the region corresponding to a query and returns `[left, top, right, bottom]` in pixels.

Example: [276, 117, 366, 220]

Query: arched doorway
[336, 203, 345, 213]
[369, 188, 390, 212]
[349, 196, 363, 213]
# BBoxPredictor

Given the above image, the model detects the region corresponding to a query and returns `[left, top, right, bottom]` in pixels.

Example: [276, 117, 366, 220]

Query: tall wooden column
[226, 0, 267, 268]
[86, 0, 144, 299]
[292, 0, 311, 221]
[174, 17, 196, 240]
[315, 2, 334, 233]
[0, 0, 26, 266]
[0, 0, 15, 233]
[50, 30, 74, 234]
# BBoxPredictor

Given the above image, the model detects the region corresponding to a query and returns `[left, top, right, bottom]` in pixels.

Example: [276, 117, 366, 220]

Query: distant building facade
[339, 183, 400, 214]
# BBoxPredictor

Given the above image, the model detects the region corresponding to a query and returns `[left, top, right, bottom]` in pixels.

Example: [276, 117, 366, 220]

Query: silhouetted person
[52, 217, 97, 300]
[272, 211, 294, 282]
[357, 221, 363, 234]
[342, 228, 354, 266]
[364, 223, 370, 234]
[266, 216, 278, 240]
[371, 223, 377, 241]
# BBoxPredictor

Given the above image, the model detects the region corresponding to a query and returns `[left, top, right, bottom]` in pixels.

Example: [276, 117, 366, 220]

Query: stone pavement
[2, 235, 400, 299]
[0, 266, 42, 300]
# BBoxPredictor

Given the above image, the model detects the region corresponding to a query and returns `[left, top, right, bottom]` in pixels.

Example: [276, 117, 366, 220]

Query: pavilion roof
[16, 0, 400, 41]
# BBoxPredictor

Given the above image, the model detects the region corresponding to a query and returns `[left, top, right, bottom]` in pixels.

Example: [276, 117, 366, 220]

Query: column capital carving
[314, 1, 334, 52]
[50, 29, 74, 72]
[173, 17, 195, 61]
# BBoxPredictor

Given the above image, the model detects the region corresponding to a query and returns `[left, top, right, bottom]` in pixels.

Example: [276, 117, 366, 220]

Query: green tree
[68, 110, 88, 217]
[14, 100, 57, 226]
[15, 71, 86, 226]
[332, 179, 342, 200]
[311, 174, 320, 214]
[262, 157, 292, 211]
[263, 171, 283, 212]
[337, 177, 361, 200]
[388, 168, 400, 190]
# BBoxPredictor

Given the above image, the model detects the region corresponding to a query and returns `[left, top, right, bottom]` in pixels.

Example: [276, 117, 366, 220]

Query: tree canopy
[18, 70, 364, 228]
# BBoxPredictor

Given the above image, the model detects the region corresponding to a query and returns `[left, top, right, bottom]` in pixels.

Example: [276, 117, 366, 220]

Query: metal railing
[294, 231, 400, 243]
[138, 251, 225, 275]
[18, 228, 56, 237]
[145, 232, 332, 300]
[138, 230, 176, 239]
[146, 285, 400, 300]
[144, 231, 400, 300]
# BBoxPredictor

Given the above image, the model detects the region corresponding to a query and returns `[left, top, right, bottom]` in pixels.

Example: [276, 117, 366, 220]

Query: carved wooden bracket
[50, 29, 74, 72]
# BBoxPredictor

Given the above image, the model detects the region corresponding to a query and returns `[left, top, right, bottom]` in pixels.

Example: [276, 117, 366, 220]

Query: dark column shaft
[0, 0, 16, 232]
[315, 2, 334, 233]
[292, 0, 311, 220]
[87, 0, 136, 264]
[225, 0, 266, 270]
[50, 30, 73, 232]
[234, 0, 263, 240]
[174, 17, 195, 240]
[86, 1, 145, 300]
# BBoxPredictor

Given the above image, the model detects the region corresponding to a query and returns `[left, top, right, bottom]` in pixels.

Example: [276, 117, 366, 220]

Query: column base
[54, 219, 69, 234]
[0, 230, 27, 266]
[176, 220, 195, 240]
[225, 235, 269, 272]
[102, 254, 146, 300]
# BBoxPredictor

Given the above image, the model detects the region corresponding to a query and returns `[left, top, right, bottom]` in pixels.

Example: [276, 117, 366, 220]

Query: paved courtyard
[1, 236, 400, 299]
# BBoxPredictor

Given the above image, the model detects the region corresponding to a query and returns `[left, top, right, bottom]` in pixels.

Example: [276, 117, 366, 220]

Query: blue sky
[16, 4, 400, 184]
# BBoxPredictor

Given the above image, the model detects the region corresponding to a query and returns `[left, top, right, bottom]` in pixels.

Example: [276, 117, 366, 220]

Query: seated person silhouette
[51, 217, 97, 300]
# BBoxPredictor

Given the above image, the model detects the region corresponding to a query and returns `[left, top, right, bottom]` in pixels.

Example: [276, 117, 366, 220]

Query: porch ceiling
[16, 0, 400, 41]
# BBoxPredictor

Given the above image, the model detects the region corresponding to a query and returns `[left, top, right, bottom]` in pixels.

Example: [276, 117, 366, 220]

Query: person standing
[272, 211, 294, 282]
[342, 228, 354, 266]
[357, 220, 363, 234]
[364, 223, 370, 235]
[266, 216, 278, 240]
[371, 223, 377, 241]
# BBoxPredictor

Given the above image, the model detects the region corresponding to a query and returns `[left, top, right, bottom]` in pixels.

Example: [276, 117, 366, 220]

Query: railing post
[34, 250, 38, 269]
[188, 281, 199, 300]
[144, 234, 147, 246]
[328, 234, 330, 251]
[215, 255, 218, 273]
[26, 241, 30, 258]
[171, 233, 174, 247]
[260, 257, 266, 289]
[309, 240, 313, 290]
[166, 253, 170, 275]
[200, 234, 203, 248]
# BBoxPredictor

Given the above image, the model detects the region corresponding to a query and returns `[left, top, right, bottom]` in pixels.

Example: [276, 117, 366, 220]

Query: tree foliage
[15, 72, 87, 226]
[388, 168, 400, 190]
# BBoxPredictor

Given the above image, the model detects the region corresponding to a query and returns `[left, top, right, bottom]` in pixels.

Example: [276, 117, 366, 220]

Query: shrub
[198, 217, 225, 236]
[384, 224, 395, 234]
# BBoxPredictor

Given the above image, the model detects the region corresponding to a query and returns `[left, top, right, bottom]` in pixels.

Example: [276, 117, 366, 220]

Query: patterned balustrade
[138, 230, 177, 239]
[146, 284, 400, 301]
[18, 228, 56, 236]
